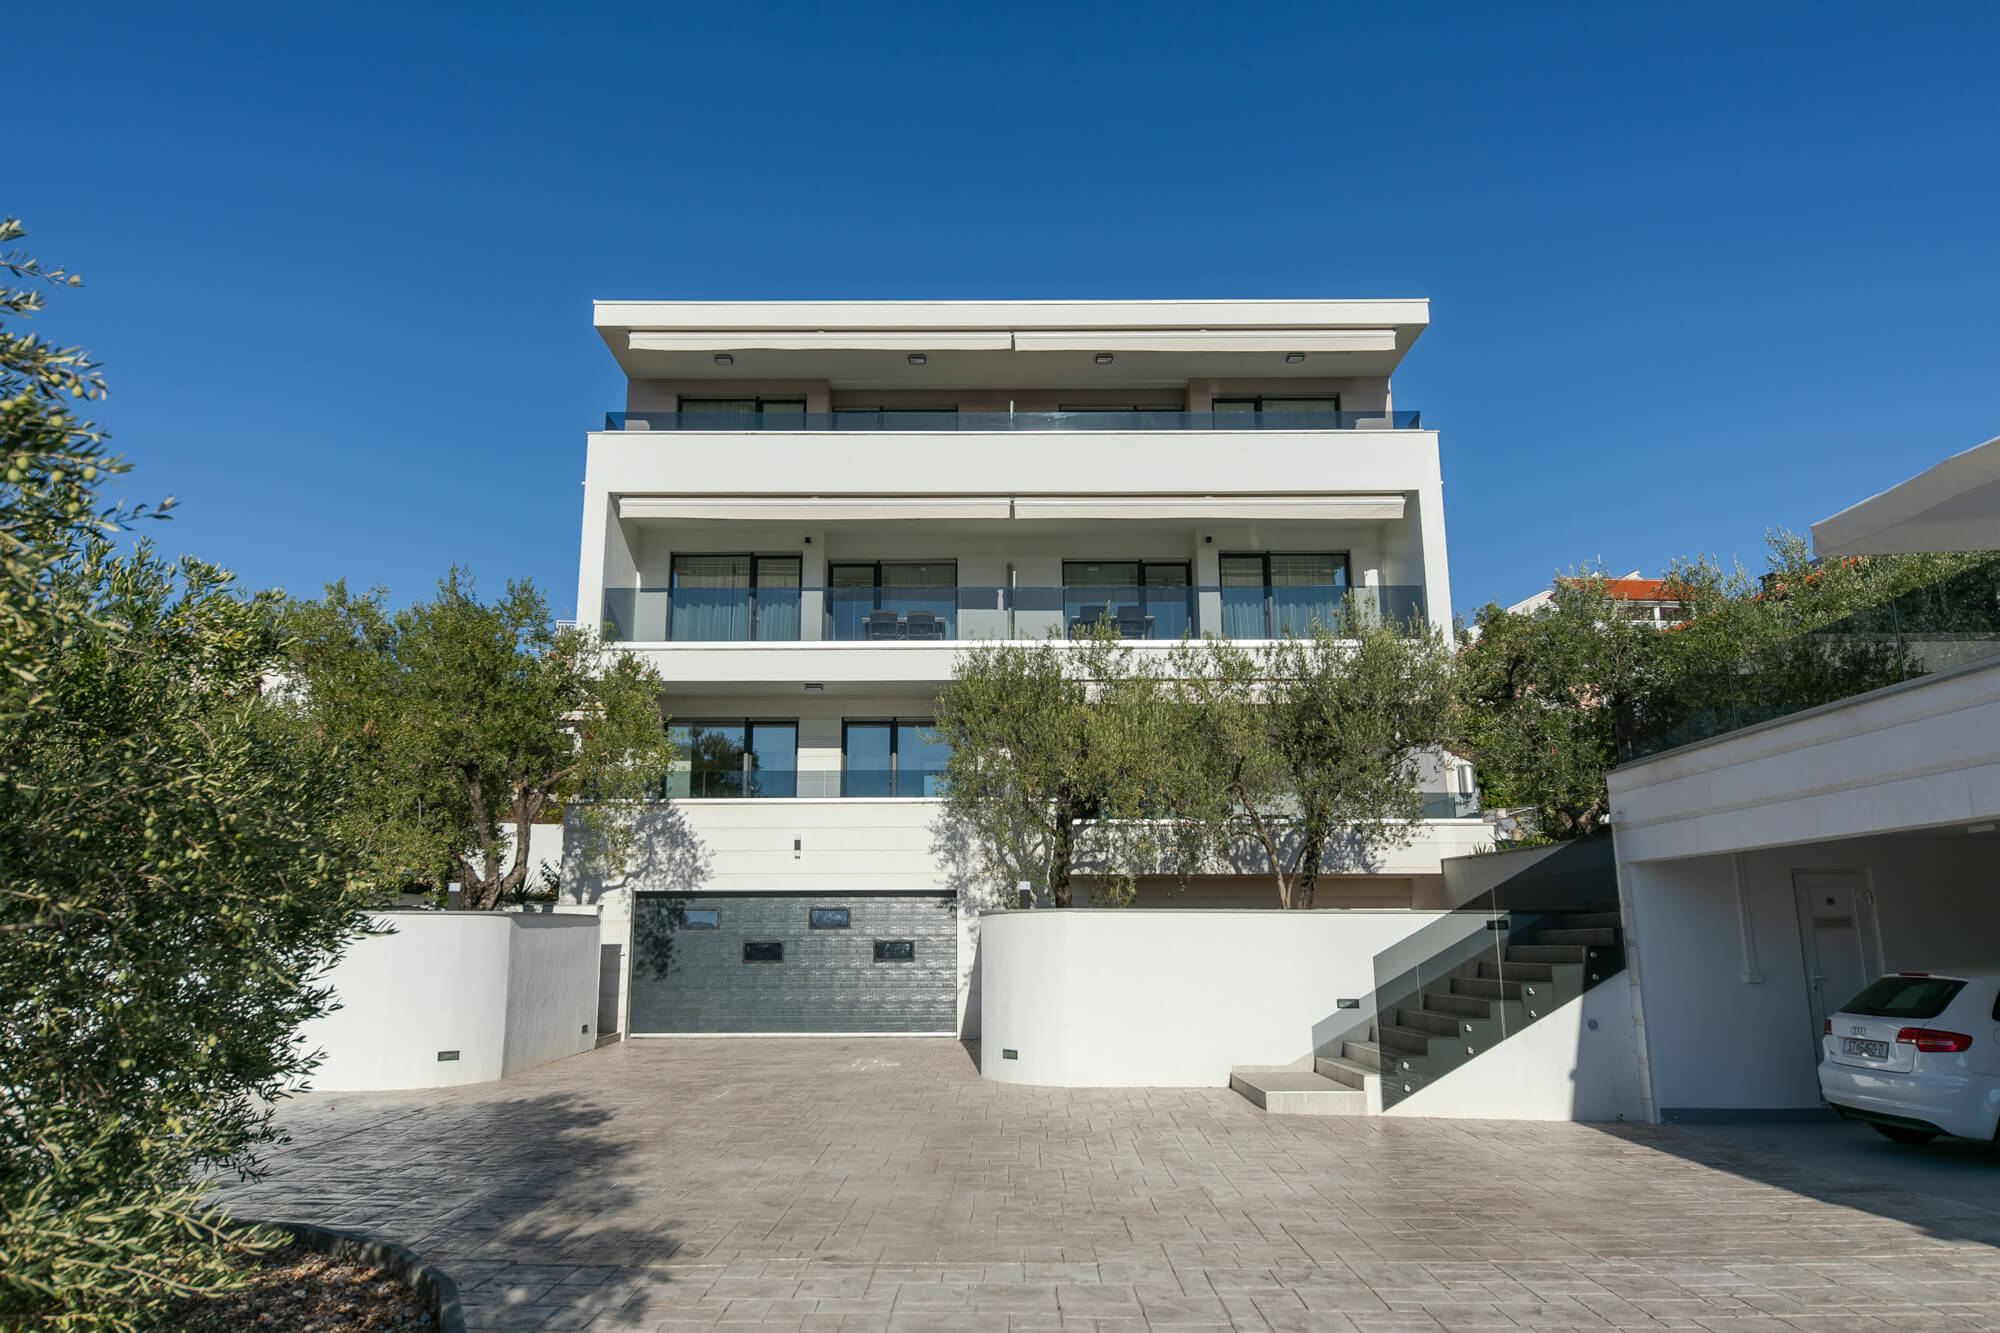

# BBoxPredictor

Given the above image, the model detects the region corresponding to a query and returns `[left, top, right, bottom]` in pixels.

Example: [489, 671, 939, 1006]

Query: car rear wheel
[1870, 1123, 1939, 1145]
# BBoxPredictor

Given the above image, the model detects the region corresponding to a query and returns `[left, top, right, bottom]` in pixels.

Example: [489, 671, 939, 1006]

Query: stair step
[1343, 1039, 1408, 1073]
[1423, 990, 1494, 1019]
[1480, 960, 1557, 982]
[1397, 1007, 1472, 1037]
[1507, 944, 1590, 965]
[1230, 1068, 1369, 1116]
[1534, 927, 1620, 946]
[1378, 1024, 1436, 1054]
[1452, 976, 1525, 1001]
[1564, 911, 1624, 929]
[1314, 1055, 1380, 1090]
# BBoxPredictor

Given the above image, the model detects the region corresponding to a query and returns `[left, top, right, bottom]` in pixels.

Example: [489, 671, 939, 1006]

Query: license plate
[1843, 1037, 1889, 1059]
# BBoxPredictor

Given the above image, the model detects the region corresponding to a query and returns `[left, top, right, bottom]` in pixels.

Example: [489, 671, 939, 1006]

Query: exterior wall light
[1095, 353, 1114, 365]
[907, 353, 927, 365]
[1285, 352, 1306, 363]
[714, 353, 734, 366]
[803, 682, 824, 692]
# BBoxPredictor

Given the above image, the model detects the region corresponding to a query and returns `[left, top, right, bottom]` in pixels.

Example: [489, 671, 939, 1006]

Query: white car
[1818, 971, 2000, 1143]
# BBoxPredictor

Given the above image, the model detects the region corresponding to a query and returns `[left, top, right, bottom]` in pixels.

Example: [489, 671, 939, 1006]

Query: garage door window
[809, 907, 850, 929]
[874, 940, 916, 962]
[676, 908, 719, 929]
[742, 941, 783, 962]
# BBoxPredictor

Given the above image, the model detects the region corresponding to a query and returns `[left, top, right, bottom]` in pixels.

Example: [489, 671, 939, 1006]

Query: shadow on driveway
[1588, 1118, 2000, 1250]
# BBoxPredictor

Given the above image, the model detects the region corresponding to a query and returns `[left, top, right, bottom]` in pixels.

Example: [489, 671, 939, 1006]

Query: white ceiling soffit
[619, 496, 1012, 522]
[1011, 329, 1397, 353]
[1811, 435, 2000, 557]
[1009, 495, 1406, 521]
[628, 330, 1012, 353]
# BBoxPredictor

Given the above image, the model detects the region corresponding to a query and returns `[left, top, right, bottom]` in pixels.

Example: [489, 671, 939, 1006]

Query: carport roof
[1812, 434, 2000, 557]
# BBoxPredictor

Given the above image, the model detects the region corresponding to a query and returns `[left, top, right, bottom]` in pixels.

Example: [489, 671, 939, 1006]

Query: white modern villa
[565, 299, 1491, 1043]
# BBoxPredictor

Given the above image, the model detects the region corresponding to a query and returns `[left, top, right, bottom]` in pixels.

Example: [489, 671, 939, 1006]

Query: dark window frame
[668, 552, 803, 643]
[874, 940, 917, 962]
[676, 396, 808, 420]
[675, 907, 720, 929]
[664, 718, 800, 799]
[1210, 393, 1342, 415]
[742, 941, 784, 963]
[809, 907, 851, 930]
[841, 718, 945, 798]
[1217, 551, 1352, 638]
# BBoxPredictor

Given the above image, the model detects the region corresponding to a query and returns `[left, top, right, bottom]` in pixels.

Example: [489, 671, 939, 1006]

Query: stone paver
[218, 1038, 2000, 1331]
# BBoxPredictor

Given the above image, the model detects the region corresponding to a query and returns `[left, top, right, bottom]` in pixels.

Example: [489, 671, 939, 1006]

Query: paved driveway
[218, 1038, 2000, 1331]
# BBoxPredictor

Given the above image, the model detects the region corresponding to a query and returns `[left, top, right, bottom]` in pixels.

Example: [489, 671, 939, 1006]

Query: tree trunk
[1048, 806, 1075, 908]
[1294, 823, 1325, 911]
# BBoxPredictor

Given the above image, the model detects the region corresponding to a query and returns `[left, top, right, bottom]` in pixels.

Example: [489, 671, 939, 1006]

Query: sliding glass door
[665, 721, 798, 798]
[842, 719, 948, 797]
[669, 554, 801, 641]
[1219, 553, 1350, 638]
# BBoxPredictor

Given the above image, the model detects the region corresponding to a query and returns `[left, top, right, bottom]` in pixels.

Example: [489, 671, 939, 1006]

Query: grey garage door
[629, 892, 958, 1034]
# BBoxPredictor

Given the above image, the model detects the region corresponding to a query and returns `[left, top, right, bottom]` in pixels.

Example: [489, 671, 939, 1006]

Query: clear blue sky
[15, 1, 1998, 619]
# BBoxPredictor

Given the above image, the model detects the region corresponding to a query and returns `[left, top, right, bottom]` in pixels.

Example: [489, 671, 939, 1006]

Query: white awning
[1009, 495, 1405, 521]
[619, 496, 1011, 522]
[1812, 435, 2000, 556]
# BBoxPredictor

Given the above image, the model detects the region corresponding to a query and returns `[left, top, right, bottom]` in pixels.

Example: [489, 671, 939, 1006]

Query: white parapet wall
[980, 908, 1472, 1088]
[977, 907, 1645, 1120]
[299, 911, 601, 1091]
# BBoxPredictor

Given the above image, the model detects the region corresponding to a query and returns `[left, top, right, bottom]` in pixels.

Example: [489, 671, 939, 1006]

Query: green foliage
[1, 218, 369, 1331]
[1164, 606, 1458, 909]
[283, 571, 680, 908]
[1454, 573, 1655, 838]
[932, 626, 1168, 906]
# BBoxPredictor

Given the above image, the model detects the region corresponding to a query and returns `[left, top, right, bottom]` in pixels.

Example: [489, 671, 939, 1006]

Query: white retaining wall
[300, 911, 600, 1091]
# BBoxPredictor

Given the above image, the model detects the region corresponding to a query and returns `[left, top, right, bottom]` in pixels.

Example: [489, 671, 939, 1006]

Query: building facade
[564, 299, 1484, 1039]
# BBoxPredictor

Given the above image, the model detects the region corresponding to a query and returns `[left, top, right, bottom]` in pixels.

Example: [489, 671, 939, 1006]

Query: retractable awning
[1812, 435, 2000, 557]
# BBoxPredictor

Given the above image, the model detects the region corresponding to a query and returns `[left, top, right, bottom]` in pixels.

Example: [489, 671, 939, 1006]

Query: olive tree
[1, 220, 370, 1330]
[931, 627, 1172, 907]
[1163, 606, 1458, 909]
[284, 571, 680, 909]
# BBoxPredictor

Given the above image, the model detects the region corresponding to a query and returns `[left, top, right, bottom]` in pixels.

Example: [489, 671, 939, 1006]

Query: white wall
[1392, 973, 1643, 1122]
[979, 909, 1475, 1087]
[299, 912, 600, 1091]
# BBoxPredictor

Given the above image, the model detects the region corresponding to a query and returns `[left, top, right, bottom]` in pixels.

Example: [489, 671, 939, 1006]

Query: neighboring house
[1506, 570, 1689, 628]
[1608, 434, 2000, 1124]
[562, 298, 1486, 1039]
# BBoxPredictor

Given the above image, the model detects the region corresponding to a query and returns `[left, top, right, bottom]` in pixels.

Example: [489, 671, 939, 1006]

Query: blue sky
[14, 1, 1998, 619]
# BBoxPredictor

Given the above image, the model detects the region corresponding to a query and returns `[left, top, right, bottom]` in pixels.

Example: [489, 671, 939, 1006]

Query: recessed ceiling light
[714, 353, 734, 366]
[1285, 352, 1306, 364]
[907, 353, 927, 365]
[1095, 353, 1114, 365]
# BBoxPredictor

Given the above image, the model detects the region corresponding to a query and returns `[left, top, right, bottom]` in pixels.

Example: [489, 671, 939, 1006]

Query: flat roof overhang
[1812, 434, 2000, 557]
[592, 298, 1429, 386]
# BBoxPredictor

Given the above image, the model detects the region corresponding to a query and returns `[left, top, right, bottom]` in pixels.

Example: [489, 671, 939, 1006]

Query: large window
[826, 561, 957, 640]
[842, 719, 949, 797]
[1061, 560, 1192, 639]
[669, 554, 801, 641]
[831, 405, 960, 430]
[677, 397, 806, 426]
[1219, 552, 1350, 638]
[1212, 395, 1340, 420]
[665, 720, 799, 798]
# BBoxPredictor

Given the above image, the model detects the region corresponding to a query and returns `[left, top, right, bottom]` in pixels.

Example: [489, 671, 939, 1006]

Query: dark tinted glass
[1840, 975, 1965, 1019]
[874, 940, 916, 962]
[742, 941, 783, 962]
[677, 908, 718, 929]
[809, 907, 850, 929]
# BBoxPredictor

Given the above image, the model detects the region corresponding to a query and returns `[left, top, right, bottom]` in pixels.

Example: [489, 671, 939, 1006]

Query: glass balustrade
[604, 409, 1423, 431]
[601, 585, 1428, 643]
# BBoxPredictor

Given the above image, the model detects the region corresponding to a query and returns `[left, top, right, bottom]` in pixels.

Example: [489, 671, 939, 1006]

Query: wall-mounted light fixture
[714, 353, 735, 366]
[803, 682, 824, 692]
[1285, 352, 1306, 364]
[1094, 353, 1114, 365]
[907, 353, 927, 365]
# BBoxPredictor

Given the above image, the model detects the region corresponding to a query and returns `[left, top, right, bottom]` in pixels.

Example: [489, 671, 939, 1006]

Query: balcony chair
[863, 609, 903, 640]
[903, 611, 942, 640]
[1112, 605, 1151, 639]
[1068, 604, 1108, 638]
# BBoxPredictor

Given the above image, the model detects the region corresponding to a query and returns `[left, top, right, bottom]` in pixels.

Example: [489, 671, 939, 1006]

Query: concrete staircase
[1231, 910, 1624, 1116]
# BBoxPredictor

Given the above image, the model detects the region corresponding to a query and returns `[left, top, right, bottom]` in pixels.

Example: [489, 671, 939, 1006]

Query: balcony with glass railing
[601, 584, 1428, 643]
[602, 409, 1423, 432]
[1615, 559, 2000, 762]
